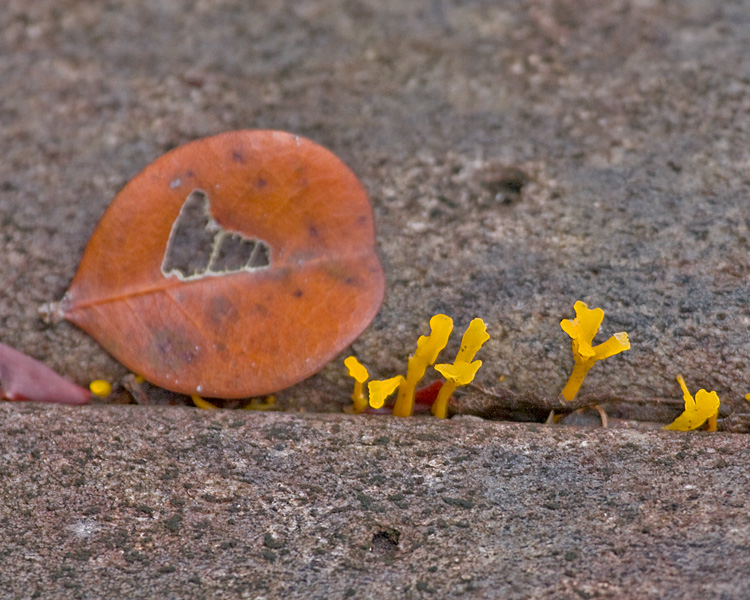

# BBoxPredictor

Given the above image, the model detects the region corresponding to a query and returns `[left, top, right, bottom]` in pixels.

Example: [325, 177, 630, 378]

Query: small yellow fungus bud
[134, 374, 145, 384]
[392, 314, 453, 417]
[368, 376, 404, 409]
[344, 356, 370, 413]
[560, 301, 630, 401]
[89, 380, 112, 397]
[663, 375, 720, 432]
[191, 394, 218, 410]
[432, 318, 489, 418]
[745, 393, 750, 402]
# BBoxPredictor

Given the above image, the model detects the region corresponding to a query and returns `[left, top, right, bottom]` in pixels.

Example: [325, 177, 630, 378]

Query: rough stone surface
[2, 405, 749, 600]
[2, 2, 750, 597]
[2, 0, 750, 413]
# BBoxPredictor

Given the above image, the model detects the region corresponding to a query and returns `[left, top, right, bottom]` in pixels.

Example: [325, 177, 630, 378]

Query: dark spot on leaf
[293, 289, 303, 298]
[209, 295, 236, 325]
[232, 150, 245, 163]
[257, 178, 267, 188]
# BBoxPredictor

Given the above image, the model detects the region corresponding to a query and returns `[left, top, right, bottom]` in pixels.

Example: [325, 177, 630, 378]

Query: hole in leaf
[162, 189, 271, 280]
[211, 234, 258, 272]
[247, 242, 270, 268]
[161, 190, 215, 278]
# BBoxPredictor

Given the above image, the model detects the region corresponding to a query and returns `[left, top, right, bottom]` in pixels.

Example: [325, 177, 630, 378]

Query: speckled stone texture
[2, 2, 750, 598]
[2, 0, 750, 413]
[2, 405, 749, 600]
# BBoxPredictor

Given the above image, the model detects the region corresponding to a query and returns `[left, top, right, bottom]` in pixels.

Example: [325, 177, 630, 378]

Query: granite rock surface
[2, 0, 750, 412]
[2, 405, 749, 600]
[2, 2, 750, 598]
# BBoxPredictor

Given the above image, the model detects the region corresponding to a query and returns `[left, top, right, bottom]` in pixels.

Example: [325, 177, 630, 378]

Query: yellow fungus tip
[417, 314, 454, 365]
[435, 360, 482, 386]
[456, 318, 490, 363]
[663, 375, 720, 431]
[344, 356, 369, 383]
[368, 376, 404, 410]
[89, 380, 112, 397]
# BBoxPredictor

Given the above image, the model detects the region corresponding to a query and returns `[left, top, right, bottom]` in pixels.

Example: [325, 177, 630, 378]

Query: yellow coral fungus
[89, 380, 112, 398]
[368, 376, 404, 410]
[344, 356, 370, 413]
[560, 301, 630, 401]
[663, 375, 720, 432]
[432, 318, 490, 418]
[392, 314, 453, 417]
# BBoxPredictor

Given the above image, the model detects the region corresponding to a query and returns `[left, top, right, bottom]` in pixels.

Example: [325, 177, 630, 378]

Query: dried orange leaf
[51, 130, 385, 398]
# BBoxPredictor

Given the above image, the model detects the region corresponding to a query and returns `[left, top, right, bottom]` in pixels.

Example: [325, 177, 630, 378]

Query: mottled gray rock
[2, 1, 750, 416]
[2, 3, 750, 597]
[1, 404, 749, 600]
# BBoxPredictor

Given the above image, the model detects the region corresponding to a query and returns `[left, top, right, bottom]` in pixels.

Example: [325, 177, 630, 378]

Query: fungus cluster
[556, 301, 720, 431]
[345, 314, 489, 418]
[67, 299, 724, 432]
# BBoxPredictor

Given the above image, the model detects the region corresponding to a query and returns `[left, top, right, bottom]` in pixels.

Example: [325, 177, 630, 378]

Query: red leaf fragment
[0, 342, 90, 405]
[414, 380, 444, 406]
[53, 130, 385, 398]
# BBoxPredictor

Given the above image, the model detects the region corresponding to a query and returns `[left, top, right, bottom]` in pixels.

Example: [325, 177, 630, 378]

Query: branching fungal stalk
[560, 301, 630, 401]
[663, 375, 720, 432]
[432, 318, 490, 418]
[344, 356, 370, 413]
[392, 314, 453, 417]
